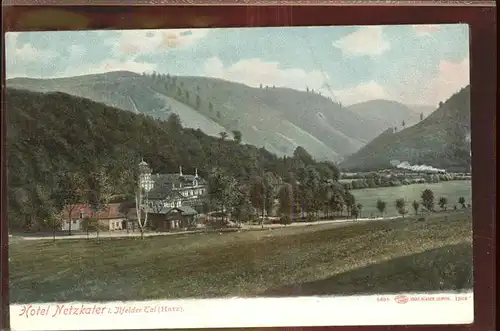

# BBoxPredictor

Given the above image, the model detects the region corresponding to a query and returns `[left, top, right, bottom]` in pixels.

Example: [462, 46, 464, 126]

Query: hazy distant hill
[340, 86, 471, 172]
[8, 71, 393, 162]
[346, 99, 422, 132]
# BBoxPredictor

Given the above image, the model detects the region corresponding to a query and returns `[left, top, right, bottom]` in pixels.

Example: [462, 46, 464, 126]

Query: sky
[5, 24, 469, 106]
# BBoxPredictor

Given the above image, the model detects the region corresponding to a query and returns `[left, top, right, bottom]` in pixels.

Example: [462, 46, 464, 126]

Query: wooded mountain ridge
[7, 71, 429, 162]
[6, 88, 342, 229]
[340, 85, 471, 172]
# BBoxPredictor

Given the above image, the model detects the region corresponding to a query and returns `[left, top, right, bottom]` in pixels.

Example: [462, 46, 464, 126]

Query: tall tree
[438, 197, 448, 211]
[343, 190, 356, 217]
[395, 198, 408, 218]
[53, 172, 86, 235]
[329, 188, 345, 217]
[250, 175, 265, 226]
[320, 183, 334, 218]
[458, 196, 466, 209]
[351, 204, 360, 219]
[167, 113, 183, 132]
[135, 185, 149, 239]
[278, 183, 294, 219]
[207, 167, 238, 223]
[230, 184, 253, 227]
[250, 174, 274, 227]
[356, 203, 363, 218]
[196, 95, 201, 109]
[421, 189, 435, 211]
[219, 131, 228, 141]
[263, 173, 276, 216]
[303, 166, 321, 218]
[376, 199, 387, 217]
[412, 200, 420, 215]
[293, 146, 315, 166]
[87, 165, 115, 242]
[232, 130, 242, 144]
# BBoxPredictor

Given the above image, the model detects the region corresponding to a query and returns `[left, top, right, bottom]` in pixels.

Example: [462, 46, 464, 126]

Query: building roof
[61, 203, 125, 220]
[148, 173, 206, 200]
[152, 205, 199, 216]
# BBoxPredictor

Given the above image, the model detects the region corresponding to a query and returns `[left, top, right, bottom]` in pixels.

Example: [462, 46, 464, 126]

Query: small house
[149, 206, 199, 232]
[60, 203, 126, 232]
[95, 203, 126, 231]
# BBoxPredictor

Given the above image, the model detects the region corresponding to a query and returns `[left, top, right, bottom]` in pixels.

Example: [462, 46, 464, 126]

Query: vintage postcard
[5, 24, 472, 330]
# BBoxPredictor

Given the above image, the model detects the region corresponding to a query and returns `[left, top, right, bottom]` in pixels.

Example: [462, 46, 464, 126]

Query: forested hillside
[8, 71, 393, 160]
[340, 86, 471, 172]
[6, 88, 343, 229]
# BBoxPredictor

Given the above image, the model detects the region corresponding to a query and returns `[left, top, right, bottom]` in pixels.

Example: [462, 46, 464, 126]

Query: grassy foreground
[9, 211, 473, 303]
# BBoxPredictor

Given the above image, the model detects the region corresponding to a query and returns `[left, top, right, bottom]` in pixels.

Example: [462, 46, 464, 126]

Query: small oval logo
[395, 295, 409, 304]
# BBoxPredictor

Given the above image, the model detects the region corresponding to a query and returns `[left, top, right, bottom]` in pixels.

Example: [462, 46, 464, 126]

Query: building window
[72, 220, 77, 224]
[79, 212, 84, 219]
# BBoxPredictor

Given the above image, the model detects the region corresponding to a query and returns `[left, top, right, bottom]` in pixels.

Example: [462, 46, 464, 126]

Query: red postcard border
[1, 3, 496, 331]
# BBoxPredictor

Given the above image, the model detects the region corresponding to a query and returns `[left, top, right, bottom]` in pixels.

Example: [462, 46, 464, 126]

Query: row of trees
[343, 172, 469, 190]
[205, 165, 359, 226]
[375, 189, 470, 218]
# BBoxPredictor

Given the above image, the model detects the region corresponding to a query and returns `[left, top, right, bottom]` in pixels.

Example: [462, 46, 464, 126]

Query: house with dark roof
[149, 206, 200, 231]
[148, 167, 207, 211]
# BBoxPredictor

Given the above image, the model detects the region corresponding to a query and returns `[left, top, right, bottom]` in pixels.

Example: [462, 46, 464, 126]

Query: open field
[352, 180, 472, 217]
[9, 210, 472, 303]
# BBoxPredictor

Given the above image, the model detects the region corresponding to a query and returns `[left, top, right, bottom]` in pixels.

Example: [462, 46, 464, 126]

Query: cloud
[334, 81, 389, 105]
[203, 57, 331, 95]
[111, 28, 209, 56]
[412, 24, 441, 36]
[402, 56, 469, 105]
[432, 56, 469, 102]
[337, 55, 469, 106]
[5, 32, 59, 78]
[333, 26, 390, 57]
